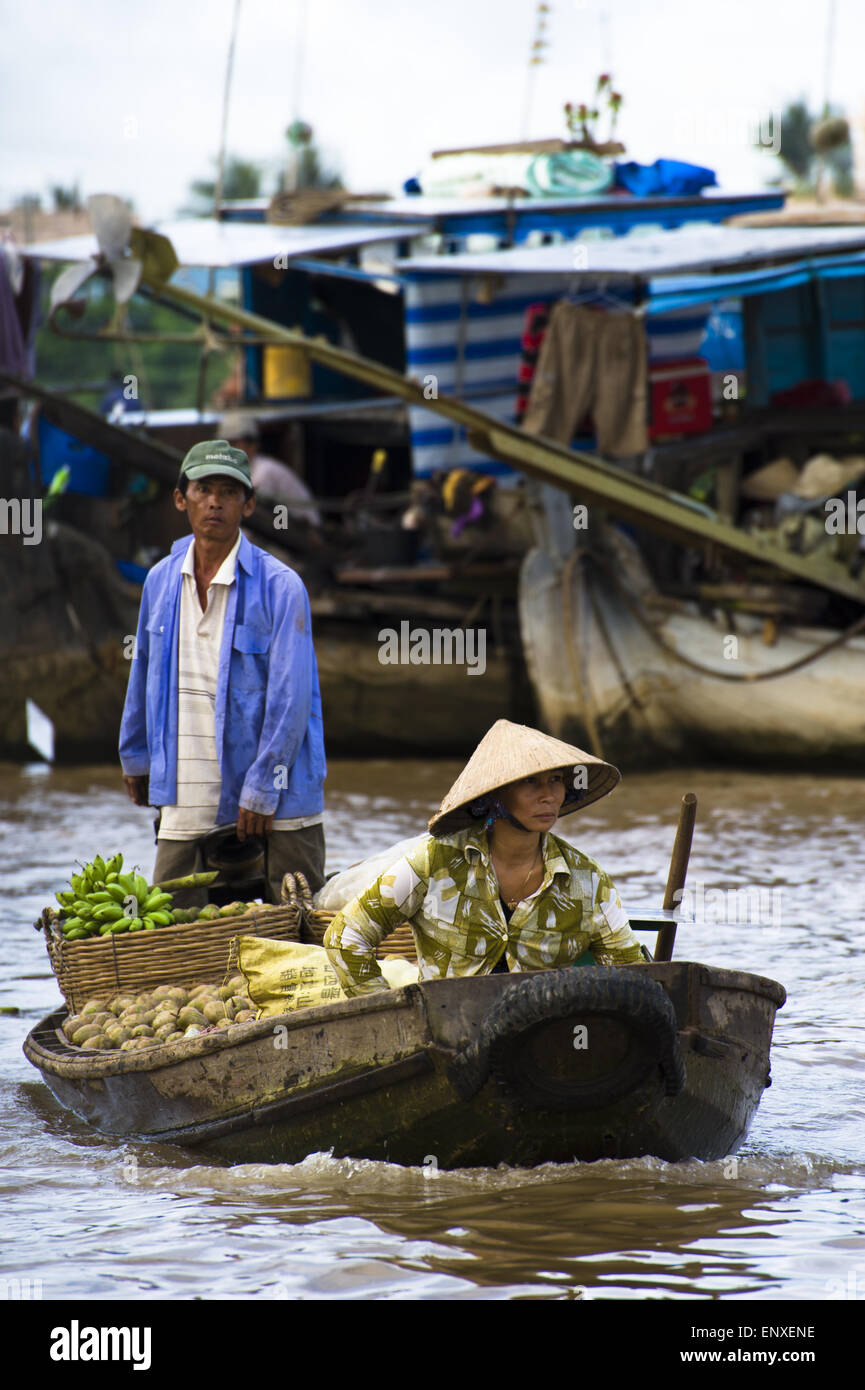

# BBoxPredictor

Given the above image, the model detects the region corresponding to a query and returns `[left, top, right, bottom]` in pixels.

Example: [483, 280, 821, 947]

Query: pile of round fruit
[55, 854, 256, 941]
[62, 978, 257, 1051]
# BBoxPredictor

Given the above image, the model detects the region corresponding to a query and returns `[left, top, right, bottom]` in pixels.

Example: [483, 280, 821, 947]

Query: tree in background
[184, 127, 342, 213]
[186, 156, 264, 213]
[757, 98, 853, 196]
[811, 113, 853, 197]
[50, 184, 83, 213]
[34, 271, 234, 412]
[278, 120, 343, 194]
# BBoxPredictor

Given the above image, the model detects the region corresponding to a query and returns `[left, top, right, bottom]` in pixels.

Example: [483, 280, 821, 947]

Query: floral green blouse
[324, 826, 643, 996]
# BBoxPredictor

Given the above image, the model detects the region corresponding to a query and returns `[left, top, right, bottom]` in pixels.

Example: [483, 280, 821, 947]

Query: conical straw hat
[740, 457, 799, 501]
[792, 453, 865, 500]
[428, 719, 620, 836]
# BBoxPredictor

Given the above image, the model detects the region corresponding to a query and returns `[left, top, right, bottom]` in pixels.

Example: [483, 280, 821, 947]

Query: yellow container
[263, 345, 311, 399]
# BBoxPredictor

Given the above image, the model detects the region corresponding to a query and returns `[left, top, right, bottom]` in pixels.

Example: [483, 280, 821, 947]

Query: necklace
[502, 846, 541, 910]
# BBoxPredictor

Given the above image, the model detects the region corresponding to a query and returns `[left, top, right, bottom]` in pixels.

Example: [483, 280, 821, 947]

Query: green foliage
[755, 98, 853, 195]
[278, 120, 343, 192]
[184, 125, 344, 212]
[286, 145, 344, 192]
[771, 100, 813, 183]
[564, 75, 623, 145]
[34, 269, 236, 412]
[187, 156, 264, 213]
[286, 120, 313, 147]
[50, 184, 83, 212]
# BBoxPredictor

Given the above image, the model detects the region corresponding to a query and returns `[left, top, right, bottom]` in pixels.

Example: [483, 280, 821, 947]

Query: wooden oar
[653, 793, 697, 962]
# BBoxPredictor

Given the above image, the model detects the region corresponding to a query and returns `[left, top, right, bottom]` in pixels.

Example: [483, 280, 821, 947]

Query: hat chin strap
[485, 797, 532, 834]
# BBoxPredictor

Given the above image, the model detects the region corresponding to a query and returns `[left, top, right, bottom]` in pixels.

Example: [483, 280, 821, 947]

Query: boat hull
[23, 963, 784, 1167]
[519, 544, 865, 766]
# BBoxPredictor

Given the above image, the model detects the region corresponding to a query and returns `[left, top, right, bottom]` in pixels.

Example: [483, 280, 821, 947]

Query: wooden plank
[431, 137, 625, 158]
[152, 1051, 436, 1145]
[0, 371, 181, 485]
[335, 562, 516, 585]
[731, 201, 865, 228]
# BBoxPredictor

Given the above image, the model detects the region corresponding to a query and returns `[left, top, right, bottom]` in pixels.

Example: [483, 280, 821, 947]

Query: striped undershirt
[158, 534, 322, 841]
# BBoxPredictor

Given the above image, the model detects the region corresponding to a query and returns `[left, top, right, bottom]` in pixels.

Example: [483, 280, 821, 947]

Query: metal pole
[214, 0, 243, 218]
[199, 0, 243, 416]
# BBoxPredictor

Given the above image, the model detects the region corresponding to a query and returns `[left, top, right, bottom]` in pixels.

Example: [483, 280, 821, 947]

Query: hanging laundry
[0, 248, 29, 382]
[515, 302, 551, 423]
[521, 301, 649, 457]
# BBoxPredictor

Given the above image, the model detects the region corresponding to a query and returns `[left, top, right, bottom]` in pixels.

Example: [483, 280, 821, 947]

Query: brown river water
[1, 759, 863, 1303]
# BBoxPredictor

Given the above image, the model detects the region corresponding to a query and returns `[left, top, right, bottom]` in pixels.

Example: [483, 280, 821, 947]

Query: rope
[561, 549, 605, 756]
[588, 549, 865, 683]
[584, 564, 648, 713]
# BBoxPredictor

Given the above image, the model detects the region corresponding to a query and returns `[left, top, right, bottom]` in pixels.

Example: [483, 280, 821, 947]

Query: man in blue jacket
[119, 440, 326, 903]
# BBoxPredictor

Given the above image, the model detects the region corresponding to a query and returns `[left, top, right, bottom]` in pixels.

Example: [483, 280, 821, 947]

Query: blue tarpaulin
[614, 159, 718, 197]
[37, 415, 110, 495]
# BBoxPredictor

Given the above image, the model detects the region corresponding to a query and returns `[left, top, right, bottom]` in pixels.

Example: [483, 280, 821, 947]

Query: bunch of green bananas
[55, 853, 175, 941]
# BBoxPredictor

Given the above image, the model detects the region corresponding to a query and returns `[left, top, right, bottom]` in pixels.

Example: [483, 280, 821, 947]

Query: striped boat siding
[403, 273, 710, 478]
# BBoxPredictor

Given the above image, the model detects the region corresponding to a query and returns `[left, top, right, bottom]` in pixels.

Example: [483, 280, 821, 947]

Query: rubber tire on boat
[448, 967, 685, 1111]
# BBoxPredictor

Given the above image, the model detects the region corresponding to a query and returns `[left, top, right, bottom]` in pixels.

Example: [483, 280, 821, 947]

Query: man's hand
[123, 774, 149, 806]
[237, 806, 275, 841]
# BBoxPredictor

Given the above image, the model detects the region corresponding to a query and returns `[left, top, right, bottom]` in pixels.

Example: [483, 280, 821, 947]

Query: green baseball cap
[179, 439, 252, 489]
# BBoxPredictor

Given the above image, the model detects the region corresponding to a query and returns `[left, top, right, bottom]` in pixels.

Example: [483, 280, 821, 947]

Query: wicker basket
[41, 902, 302, 1014]
[283, 872, 419, 964]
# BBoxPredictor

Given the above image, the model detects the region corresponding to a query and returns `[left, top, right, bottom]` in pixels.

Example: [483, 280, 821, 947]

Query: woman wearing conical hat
[324, 720, 644, 997]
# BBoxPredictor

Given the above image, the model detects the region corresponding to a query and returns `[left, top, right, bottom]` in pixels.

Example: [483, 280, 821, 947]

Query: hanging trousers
[521, 301, 649, 458]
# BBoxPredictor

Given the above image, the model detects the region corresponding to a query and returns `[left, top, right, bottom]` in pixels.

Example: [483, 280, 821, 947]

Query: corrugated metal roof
[22, 217, 431, 268]
[398, 224, 865, 277]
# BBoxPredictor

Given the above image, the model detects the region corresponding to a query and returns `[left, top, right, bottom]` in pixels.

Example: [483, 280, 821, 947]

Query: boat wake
[120, 1145, 864, 1198]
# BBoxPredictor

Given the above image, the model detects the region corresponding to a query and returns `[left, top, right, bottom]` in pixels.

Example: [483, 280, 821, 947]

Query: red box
[649, 357, 712, 440]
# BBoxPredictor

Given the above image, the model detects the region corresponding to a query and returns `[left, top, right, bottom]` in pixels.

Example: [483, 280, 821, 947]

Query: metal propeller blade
[87, 194, 134, 259]
[49, 259, 98, 313]
[49, 193, 143, 314]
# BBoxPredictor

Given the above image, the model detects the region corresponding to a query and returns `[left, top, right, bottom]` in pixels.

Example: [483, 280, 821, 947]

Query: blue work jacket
[119, 533, 326, 821]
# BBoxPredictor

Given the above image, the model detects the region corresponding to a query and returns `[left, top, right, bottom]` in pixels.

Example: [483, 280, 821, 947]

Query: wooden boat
[23, 949, 785, 1167]
[520, 538, 865, 766]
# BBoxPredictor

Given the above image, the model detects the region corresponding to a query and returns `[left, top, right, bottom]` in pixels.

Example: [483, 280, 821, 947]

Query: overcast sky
[4, 0, 863, 222]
